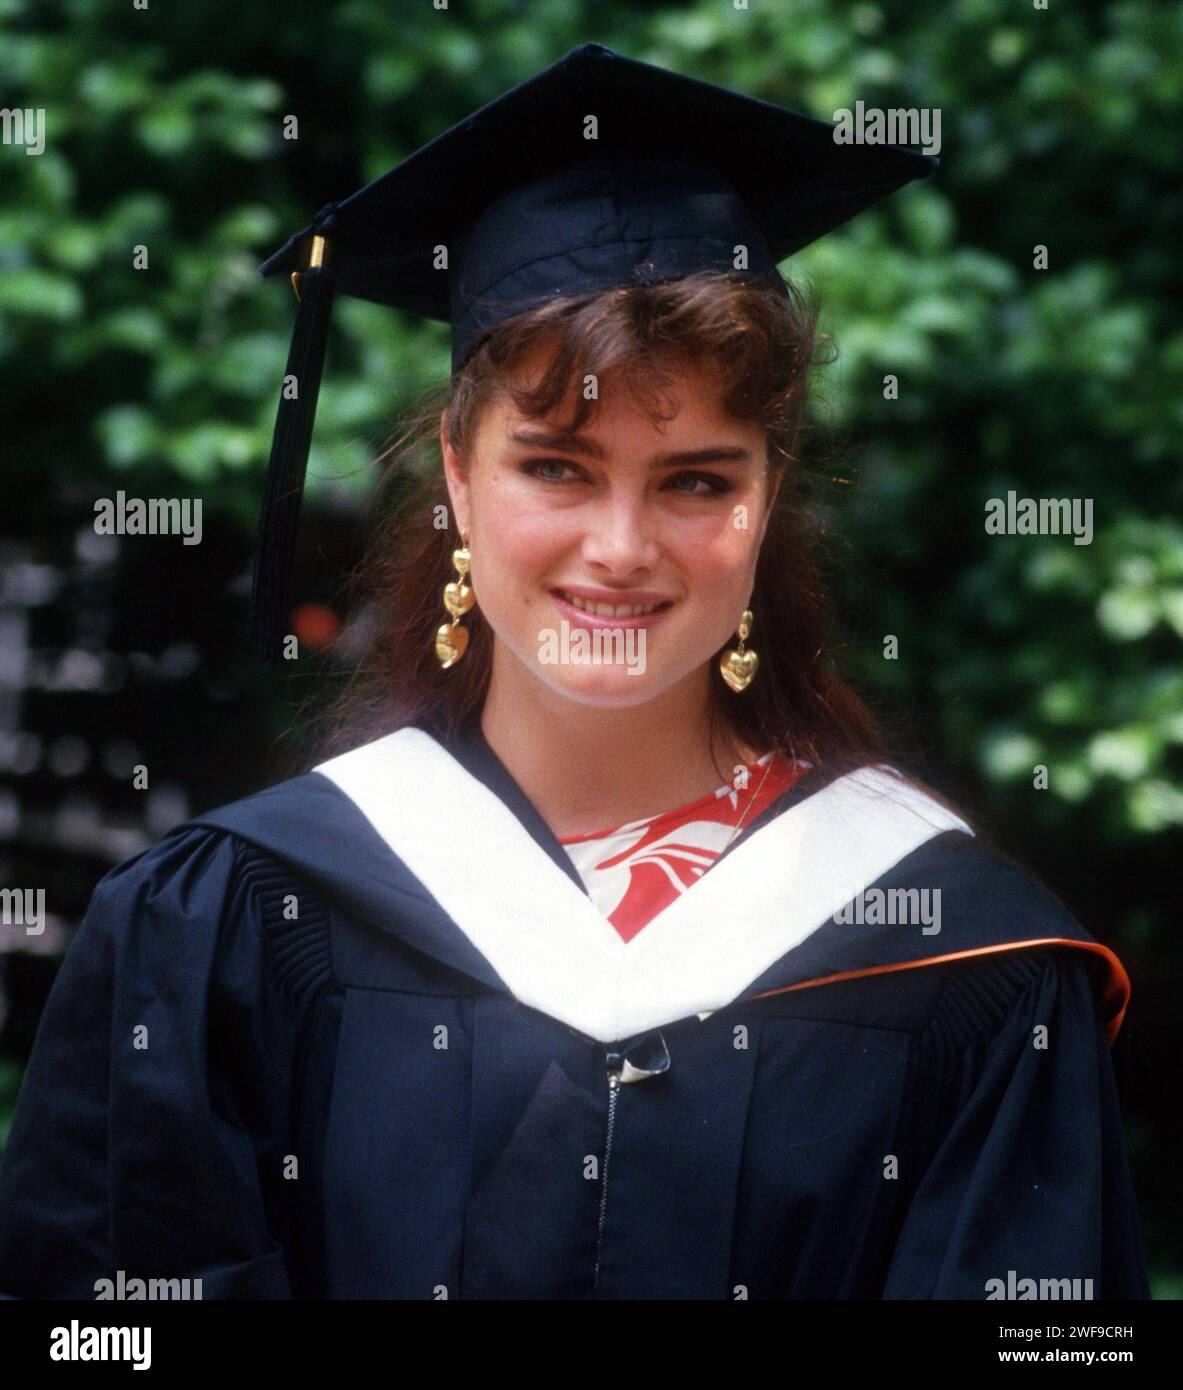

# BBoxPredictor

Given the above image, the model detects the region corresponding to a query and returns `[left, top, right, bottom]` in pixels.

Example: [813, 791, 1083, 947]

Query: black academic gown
[0, 722, 1149, 1300]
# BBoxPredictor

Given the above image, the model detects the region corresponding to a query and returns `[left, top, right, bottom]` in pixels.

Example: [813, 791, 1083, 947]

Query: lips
[550, 588, 673, 628]
[553, 587, 668, 617]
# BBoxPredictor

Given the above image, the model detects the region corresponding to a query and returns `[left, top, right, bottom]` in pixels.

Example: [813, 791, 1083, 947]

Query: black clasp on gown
[605, 1030, 672, 1085]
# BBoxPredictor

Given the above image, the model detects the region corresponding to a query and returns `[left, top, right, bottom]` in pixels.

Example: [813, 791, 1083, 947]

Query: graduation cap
[250, 41, 938, 663]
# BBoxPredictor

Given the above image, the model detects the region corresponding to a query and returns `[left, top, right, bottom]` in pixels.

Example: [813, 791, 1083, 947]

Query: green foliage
[5, 0, 1177, 826]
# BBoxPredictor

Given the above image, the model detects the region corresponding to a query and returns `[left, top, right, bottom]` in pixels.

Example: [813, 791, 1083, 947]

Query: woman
[0, 44, 1148, 1300]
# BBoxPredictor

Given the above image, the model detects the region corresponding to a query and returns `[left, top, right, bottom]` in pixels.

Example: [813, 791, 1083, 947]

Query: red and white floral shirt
[558, 752, 806, 943]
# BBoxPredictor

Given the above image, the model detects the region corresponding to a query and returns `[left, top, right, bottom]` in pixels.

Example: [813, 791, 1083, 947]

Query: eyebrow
[508, 427, 752, 468]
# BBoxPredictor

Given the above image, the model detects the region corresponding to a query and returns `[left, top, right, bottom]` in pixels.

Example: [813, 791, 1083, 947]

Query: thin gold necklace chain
[721, 750, 778, 855]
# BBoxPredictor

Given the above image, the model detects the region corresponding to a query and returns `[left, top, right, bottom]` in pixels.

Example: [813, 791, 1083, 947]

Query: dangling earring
[435, 530, 475, 669]
[719, 606, 758, 693]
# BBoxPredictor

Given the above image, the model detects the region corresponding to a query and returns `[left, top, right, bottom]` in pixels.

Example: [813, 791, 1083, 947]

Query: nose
[580, 490, 660, 574]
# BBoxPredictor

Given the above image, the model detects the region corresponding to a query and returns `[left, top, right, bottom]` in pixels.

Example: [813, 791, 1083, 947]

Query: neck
[479, 653, 759, 839]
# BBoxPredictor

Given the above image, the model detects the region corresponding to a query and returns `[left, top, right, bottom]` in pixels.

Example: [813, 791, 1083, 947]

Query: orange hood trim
[742, 938, 1131, 1047]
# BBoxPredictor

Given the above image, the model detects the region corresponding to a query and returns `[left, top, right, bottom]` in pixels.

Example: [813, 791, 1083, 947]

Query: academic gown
[0, 722, 1149, 1300]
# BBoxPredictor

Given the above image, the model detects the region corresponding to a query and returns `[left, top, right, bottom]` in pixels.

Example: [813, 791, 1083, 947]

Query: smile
[552, 588, 672, 618]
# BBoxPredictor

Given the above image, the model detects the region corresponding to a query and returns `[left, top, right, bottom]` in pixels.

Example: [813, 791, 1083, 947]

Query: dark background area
[1, 0, 1179, 1293]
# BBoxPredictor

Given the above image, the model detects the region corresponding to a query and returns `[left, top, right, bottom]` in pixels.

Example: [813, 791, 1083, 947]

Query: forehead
[483, 341, 750, 444]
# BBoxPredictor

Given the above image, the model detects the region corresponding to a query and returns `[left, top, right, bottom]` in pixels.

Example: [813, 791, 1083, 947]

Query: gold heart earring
[719, 605, 758, 693]
[435, 530, 475, 669]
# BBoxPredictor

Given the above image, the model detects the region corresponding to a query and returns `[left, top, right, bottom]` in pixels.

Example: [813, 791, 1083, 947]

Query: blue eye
[520, 458, 578, 484]
[518, 459, 731, 496]
[667, 472, 732, 497]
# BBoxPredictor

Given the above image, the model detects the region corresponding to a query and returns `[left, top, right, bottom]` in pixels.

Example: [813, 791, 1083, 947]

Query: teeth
[559, 590, 664, 618]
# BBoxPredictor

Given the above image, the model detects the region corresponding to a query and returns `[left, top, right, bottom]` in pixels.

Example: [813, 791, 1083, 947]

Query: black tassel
[249, 247, 336, 663]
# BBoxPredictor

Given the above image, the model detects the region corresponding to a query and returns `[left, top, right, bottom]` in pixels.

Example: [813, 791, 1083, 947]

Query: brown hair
[301, 269, 886, 785]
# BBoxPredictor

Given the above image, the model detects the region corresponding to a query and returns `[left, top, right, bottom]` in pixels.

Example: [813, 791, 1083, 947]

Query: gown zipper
[593, 1052, 623, 1295]
[591, 1033, 670, 1297]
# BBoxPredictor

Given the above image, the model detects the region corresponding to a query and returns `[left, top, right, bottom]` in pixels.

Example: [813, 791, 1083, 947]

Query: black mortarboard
[251, 41, 938, 663]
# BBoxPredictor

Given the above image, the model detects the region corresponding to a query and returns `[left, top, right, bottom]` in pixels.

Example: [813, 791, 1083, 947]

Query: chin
[532, 665, 673, 709]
